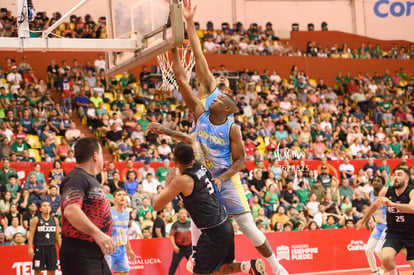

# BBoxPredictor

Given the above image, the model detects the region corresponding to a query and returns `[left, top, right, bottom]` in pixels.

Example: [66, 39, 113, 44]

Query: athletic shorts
[106, 251, 130, 273]
[383, 233, 414, 260]
[371, 223, 387, 239]
[60, 237, 112, 275]
[193, 219, 235, 274]
[32, 245, 58, 271]
[217, 175, 250, 215]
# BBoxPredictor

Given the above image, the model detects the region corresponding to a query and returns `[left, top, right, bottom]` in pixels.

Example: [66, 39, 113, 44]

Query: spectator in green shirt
[264, 183, 279, 217]
[6, 175, 21, 204]
[339, 178, 354, 202]
[391, 117, 404, 132]
[321, 214, 344, 229]
[137, 113, 150, 131]
[155, 159, 170, 183]
[11, 137, 28, 160]
[0, 159, 17, 189]
[390, 136, 402, 157]
[378, 159, 391, 175]
[243, 183, 253, 203]
[296, 181, 310, 205]
[137, 197, 156, 224]
[20, 150, 35, 162]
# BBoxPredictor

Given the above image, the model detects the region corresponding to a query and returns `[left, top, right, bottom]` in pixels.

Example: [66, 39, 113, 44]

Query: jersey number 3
[206, 178, 214, 195]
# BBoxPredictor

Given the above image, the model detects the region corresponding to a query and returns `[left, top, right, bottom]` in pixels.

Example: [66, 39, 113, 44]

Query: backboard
[106, 0, 184, 75]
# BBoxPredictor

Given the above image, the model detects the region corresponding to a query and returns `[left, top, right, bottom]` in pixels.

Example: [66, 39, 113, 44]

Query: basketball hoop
[157, 40, 195, 91]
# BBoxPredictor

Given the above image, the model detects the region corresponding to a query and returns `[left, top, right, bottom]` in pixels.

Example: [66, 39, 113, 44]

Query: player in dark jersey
[358, 167, 414, 275]
[153, 142, 266, 275]
[59, 137, 115, 275]
[28, 201, 60, 275]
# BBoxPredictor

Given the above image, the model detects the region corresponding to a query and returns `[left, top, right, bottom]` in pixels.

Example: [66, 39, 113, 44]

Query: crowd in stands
[199, 22, 414, 59]
[0, 49, 413, 243]
[0, 8, 106, 38]
[1, 7, 413, 59]
[1, 8, 414, 245]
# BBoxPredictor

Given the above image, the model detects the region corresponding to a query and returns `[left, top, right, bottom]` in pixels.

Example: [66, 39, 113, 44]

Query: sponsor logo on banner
[276, 245, 290, 260]
[12, 261, 62, 275]
[347, 240, 367, 251]
[276, 244, 319, 261]
[373, 0, 413, 18]
[129, 256, 163, 270]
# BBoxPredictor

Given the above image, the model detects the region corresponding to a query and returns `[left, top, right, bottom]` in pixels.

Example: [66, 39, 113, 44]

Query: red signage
[0, 229, 409, 274]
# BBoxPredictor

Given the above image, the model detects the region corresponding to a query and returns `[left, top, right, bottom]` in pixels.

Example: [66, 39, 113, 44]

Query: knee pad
[234, 212, 266, 247]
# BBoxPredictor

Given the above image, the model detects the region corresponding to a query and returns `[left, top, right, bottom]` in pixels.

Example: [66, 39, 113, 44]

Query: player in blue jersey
[162, 3, 288, 274]
[106, 189, 136, 274]
[357, 176, 387, 275]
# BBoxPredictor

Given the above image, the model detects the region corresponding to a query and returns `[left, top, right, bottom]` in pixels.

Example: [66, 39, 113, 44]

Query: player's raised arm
[171, 48, 205, 121]
[147, 122, 206, 166]
[182, 0, 216, 97]
[147, 122, 195, 144]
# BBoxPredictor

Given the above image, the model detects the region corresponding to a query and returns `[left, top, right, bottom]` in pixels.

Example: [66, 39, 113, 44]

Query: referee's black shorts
[60, 237, 111, 275]
[33, 245, 58, 271]
[193, 218, 235, 274]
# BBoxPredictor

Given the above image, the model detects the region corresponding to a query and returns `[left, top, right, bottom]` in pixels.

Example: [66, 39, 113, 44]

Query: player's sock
[388, 268, 398, 275]
[240, 261, 252, 273]
[265, 253, 281, 273]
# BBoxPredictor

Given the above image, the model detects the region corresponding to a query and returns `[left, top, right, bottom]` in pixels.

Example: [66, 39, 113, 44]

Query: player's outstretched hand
[182, 0, 197, 22]
[378, 197, 392, 206]
[93, 230, 115, 255]
[28, 246, 34, 258]
[165, 168, 177, 187]
[147, 122, 163, 135]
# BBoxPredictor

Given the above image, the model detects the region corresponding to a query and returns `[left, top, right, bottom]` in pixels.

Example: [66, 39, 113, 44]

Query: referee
[59, 137, 115, 275]
[169, 208, 192, 275]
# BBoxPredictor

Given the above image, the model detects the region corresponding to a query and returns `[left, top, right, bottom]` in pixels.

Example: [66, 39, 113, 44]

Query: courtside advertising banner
[0, 228, 409, 274]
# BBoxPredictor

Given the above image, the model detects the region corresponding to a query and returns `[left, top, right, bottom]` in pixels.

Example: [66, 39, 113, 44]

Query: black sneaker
[249, 259, 267, 275]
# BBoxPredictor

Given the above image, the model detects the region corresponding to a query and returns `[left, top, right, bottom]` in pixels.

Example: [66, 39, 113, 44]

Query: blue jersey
[195, 111, 233, 178]
[370, 191, 387, 239]
[370, 191, 387, 225]
[110, 207, 129, 255]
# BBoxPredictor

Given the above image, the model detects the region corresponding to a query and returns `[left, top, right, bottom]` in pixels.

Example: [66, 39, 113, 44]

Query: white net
[157, 43, 195, 91]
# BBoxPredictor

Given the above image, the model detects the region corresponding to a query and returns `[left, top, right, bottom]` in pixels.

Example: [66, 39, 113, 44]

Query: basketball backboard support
[0, 0, 184, 75]
[105, 0, 184, 75]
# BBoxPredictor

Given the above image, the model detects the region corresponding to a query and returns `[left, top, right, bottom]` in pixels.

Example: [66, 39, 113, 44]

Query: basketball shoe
[249, 259, 267, 275]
